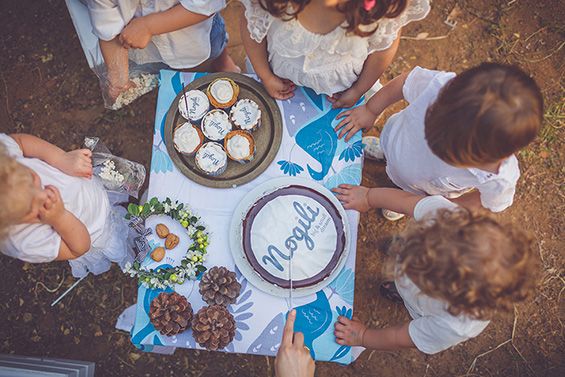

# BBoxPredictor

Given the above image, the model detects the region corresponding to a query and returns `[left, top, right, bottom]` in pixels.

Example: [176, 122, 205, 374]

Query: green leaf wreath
[123, 197, 209, 290]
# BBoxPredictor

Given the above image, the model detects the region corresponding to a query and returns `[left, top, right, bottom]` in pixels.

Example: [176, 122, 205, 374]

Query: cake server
[288, 254, 294, 309]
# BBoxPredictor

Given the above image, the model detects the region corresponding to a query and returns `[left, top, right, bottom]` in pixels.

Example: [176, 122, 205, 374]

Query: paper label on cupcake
[174, 123, 201, 154]
[196, 143, 227, 173]
[210, 80, 234, 104]
[203, 110, 232, 141]
[179, 90, 209, 120]
[231, 99, 261, 130]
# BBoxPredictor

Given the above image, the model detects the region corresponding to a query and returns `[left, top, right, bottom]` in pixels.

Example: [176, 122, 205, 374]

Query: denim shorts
[209, 13, 228, 60]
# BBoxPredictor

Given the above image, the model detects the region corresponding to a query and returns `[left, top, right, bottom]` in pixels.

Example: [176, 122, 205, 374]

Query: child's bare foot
[211, 48, 241, 73]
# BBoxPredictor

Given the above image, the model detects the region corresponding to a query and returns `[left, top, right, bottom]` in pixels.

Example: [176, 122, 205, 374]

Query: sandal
[379, 281, 403, 304]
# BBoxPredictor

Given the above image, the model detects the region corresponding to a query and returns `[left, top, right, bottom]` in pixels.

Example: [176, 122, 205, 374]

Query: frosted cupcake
[173, 122, 204, 157]
[178, 90, 209, 122]
[230, 99, 261, 132]
[201, 109, 232, 141]
[206, 78, 239, 109]
[224, 131, 255, 164]
[195, 142, 228, 176]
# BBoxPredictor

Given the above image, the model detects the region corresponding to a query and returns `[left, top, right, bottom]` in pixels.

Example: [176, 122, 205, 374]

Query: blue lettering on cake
[261, 201, 321, 271]
[189, 97, 200, 115]
[240, 107, 253, 124]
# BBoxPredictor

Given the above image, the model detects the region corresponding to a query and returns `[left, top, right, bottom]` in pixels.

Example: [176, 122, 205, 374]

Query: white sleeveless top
[239, 0, 430, 95]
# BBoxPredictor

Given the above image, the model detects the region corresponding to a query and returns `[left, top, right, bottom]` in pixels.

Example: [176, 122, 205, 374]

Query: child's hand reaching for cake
[335, 104, 379, 141]
[332, 184, 371, 212]
[334, 316, 367, 347]
[55, 149, 93, 179]
[120, 17, 153, 49]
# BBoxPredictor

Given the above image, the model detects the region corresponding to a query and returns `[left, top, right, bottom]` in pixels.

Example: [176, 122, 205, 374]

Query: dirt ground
[0, 0, 563, 376]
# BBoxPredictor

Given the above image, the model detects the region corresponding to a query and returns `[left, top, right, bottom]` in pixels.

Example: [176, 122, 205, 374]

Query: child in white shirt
[87, 0, 239, 100]
[239, 0, 430, 105]
[0, 134, 133, 278]
[331, 184, 537, 354]
[335, 63, 543, 216]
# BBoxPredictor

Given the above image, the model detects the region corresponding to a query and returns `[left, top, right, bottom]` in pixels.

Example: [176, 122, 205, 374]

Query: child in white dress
[239, 0, 430, 106]
[87, 0, 239, 100]
[0, 133, 133, 278]
[335, 63, 543, 218]
[332, 184, 537, 354]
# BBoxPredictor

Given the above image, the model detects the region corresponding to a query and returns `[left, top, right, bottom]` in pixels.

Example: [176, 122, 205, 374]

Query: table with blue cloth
[130, 70, 364, 364]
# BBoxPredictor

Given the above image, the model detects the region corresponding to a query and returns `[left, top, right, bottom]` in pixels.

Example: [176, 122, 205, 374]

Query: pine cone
[199, 266, 241, 306]
[192, 305, 236, 350]
[149, 292, 193, 336]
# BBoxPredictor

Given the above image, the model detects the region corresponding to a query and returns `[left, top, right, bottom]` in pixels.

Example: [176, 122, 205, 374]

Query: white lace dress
[240, 0, 430, 95]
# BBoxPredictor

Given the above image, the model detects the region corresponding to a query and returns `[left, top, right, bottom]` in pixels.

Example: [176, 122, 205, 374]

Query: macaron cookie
[230, 99, 261, 132]
[224, 130, 255, 163]
[178, 90, 210, 122]
[195, 142, 228, 176]
[173, 122, 204, 156]
[206, 78, 239, 109]
[201, 109, 232, 141]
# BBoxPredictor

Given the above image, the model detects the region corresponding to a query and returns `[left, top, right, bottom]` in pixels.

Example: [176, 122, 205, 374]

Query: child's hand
[332, 184, 371, 212]
[39, 186, 66, 226]
[334, 104, 378, 141]
[55, 149, 93, 178]
[120, 17, 153, 49]
[328, 87, 362, 109]
[262, 74, 296, 100]
[334, 316, 367, 346]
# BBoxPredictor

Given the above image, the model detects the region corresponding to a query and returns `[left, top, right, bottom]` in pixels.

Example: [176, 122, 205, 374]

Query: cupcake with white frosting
[178, 90, 210, 122]
[195, 142, 228, 176]
[173, 122, 204, 157]
[230, 99, 262, 132]
[224, 130, 255, 164]
[201, 109, 232, 141]
[206, 78, 239, 109]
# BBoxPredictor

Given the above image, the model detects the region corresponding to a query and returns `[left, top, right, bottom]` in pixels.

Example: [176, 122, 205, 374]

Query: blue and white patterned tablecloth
[130, 70, 364, 364]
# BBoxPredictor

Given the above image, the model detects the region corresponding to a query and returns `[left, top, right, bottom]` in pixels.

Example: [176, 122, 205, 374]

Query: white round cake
[195, 142, 227, 176]
[201, 110, 232, 141]
[209, 79, 234, 105]
[230, 99, 261, 131]
[178, 90, 209, 121]
[242, 185, 346, 288]
[173, 122, 202, 155]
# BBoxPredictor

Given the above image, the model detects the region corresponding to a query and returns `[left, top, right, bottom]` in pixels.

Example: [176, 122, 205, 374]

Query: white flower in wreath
[150, 277, 159, 286]
[123, 262, 132, 271]
[163, 202, 172, 213]
[184, 265, 196, 277]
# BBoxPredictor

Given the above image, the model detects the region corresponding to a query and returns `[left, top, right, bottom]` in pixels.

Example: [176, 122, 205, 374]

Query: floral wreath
[123, 197, 209, 290]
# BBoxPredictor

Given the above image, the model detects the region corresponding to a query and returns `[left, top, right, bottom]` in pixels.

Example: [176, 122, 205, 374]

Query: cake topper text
[239, 107, 254, 124]
[262, 201, 320, 272]
[189, 97, 201, 115]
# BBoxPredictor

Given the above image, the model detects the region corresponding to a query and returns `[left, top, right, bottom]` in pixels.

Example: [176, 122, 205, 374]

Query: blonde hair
[0, 146, 34, 239]
[390, 208, 538, 320]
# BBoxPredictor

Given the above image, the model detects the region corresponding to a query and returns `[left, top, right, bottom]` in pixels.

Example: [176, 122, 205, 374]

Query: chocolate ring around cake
[231, 179, 350, 295]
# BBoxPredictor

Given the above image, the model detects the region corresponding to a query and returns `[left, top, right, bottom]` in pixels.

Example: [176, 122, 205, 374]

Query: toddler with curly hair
[331, 186, 538, 354]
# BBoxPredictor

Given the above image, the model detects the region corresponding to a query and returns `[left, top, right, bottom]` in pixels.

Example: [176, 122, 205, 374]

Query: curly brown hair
[258, 0, 408, 37]
[390, 208, 538, 320]
[0, 146, 34, 239]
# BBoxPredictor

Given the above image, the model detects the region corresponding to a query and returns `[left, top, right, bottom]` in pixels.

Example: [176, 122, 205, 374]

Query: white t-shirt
[0, 134, 110, 265]
[240, 0, 430, 95]
[380, 67, 520, 212]
[86, 0, 226, 69]
[396, 195, 490, 354]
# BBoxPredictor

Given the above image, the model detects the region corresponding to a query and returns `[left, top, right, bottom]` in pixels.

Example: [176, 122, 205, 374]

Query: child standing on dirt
[239, 0, 430, 105]
[0, 133, 133, 278]
[331, 185, 538, 354]
[335, 63, 543, 219]
[86, 0, 240, 101]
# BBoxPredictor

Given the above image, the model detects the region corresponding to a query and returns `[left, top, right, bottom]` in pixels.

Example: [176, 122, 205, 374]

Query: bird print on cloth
[292, 290, 333, 359]
[294, 91, 341, 181]
[246, 290, 332, 359]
